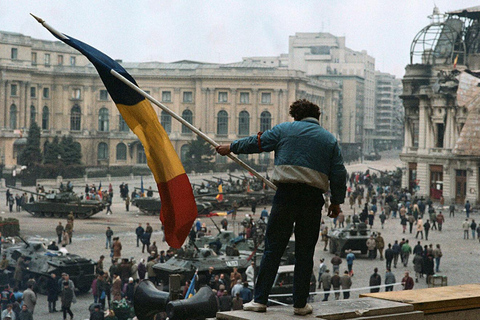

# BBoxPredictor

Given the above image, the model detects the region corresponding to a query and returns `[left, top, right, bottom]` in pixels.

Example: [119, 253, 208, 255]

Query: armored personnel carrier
[8, 186, 105, 219]
[153, 246, 250, 287]
[3, 237, 96, 294]
[328, 222, 371, 257]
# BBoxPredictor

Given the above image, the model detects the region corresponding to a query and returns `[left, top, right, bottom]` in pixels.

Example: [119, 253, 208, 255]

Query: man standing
[317, 259, 326, 289]
[105, 227, 113, 249]
[135, 223, 144, 247]
[65, 220, 73, 244]
[366, 235, 377, 260]
[385, 244, 394, 270]
[216, 99, 346, 316]
[402, 271, 414, 290]
[424, 220, 431, 241]
[401, 240, 412, 267]
[376, 233, 385, 261]
[436, 211, 445, 231]
[346, 250, 355, 275]
[385, 268, 396, 292]
[56, 222, 64, 244]
[369, 268, 381, 293]
[340, 271, 352, 299]
[331, 254, 342, 274]
[449, 203, 455, 217]
[465, 200, 471, 218]
[320, 270, 332, 302]
[22, 284, 36, 314]
[471, 219, 477, 240]
[392, 240, 401, 268]
[433, 244, 443, 273]
[463, 219, 470, 239]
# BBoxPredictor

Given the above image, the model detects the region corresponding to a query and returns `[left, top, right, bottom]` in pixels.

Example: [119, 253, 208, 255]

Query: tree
[18, 121, 42, 167]
[182, 135, 215, 173]
[60, 135, 82, 165]
[43, 136, 63, 165]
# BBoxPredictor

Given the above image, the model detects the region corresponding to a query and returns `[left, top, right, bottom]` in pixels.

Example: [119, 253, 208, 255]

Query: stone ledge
[216, 297, 414, 320]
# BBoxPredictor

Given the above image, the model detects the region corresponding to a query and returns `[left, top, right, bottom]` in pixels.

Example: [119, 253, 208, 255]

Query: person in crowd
[320, 269, 332, 301]
[61, 281, 74, 320]
[135, 223, 144, 248]
[369, 268, 381, 293]
[105, 227, 113, 249]
[385, 268, 396, 292]
[47, 273, 59, 313]
[402, 271, 414, 290]
[340, 270, 352, 299]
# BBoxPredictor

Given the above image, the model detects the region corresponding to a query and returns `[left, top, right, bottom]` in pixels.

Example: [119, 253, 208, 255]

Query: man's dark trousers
[253, 183, 324, 308]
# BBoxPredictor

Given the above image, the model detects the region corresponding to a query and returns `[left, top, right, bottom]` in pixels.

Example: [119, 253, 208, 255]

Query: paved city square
[0, 153, 478, 319]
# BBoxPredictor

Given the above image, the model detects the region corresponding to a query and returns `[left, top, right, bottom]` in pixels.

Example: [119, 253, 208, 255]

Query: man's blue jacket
[230, 117, 347, 204]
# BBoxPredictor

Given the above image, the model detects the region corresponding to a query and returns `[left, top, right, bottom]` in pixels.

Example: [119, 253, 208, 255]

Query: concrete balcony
[429, 148, 452, 155]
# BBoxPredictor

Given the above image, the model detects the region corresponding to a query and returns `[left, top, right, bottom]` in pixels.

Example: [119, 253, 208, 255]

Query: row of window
[9, 104, 272, 135]
[26, 50, 76, 67]
[10, 84, 274, 107]
[161, 110, 272, 136]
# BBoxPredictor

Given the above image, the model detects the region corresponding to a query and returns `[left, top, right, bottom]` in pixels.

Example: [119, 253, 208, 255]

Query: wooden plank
[216, 298, 413, 320]
[360, 284, 480, 314]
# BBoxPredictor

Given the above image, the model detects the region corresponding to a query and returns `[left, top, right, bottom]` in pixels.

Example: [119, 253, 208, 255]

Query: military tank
[4, 237, 96, 294]
[131, 196, 213, 216]
[8, 186, 105, 219]
[153, 245, 251, 287]
[328, 222, 371, 257]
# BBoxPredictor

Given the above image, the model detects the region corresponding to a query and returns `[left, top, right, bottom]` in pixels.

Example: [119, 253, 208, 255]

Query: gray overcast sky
[1, 0, 479, 78]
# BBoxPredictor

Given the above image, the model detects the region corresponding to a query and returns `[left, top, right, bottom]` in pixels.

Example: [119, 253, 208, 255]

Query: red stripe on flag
[157, 173, 197, 248]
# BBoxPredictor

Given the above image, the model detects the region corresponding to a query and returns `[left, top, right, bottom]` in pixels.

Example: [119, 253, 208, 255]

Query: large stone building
[244, 32, 376, 160]
[374, 71, 403, 151]
[400, 6, 480, 204]
[0, 31, 340, 170]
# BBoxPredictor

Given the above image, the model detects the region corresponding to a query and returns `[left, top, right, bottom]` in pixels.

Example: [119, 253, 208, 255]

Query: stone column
[231, 89, 237, 139]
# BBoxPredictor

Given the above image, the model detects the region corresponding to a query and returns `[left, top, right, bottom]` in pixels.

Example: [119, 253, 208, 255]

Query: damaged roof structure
[400, 6, 480, 204]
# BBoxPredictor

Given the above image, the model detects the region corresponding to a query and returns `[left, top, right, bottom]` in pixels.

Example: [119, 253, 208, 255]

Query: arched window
[30, 105, 36, 124]
[137, 144, 147, 164]
[42, 106, 49, 130]
[98, 107, 109, 132]
[180, 144, 189, 163]
[116, 143, 127, 161]
[260, 111, 272, 132]
[161, 111, 172, 134]
[70, 105, 81, 131]
[238, 110, 250, 136]
[97, 142, 108, 160]
[118, 115, 129, 132]
[217, 110, 228, 135]
[9, 104, 17, 129]
[182, 109, 193, 134]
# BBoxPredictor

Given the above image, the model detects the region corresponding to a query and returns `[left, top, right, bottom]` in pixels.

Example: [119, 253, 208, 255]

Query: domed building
[400, 6, 480, 205]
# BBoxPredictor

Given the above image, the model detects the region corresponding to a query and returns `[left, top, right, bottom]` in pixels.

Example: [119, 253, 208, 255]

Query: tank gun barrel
[228, 173, 244, 179]
[18, 235, 30, 248]
[6, 185, 43, 197]
[202, 179, 217, 185]
[209, 217, 222, 233]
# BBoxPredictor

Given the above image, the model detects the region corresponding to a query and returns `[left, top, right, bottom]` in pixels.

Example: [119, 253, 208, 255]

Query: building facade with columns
[400, 6, 480, 205]
[0, 30, 340, 170]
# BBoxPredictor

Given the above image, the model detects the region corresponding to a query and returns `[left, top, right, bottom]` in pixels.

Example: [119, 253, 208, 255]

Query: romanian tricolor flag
[41, 24, 197, 248]
[453, 54, 459, 69]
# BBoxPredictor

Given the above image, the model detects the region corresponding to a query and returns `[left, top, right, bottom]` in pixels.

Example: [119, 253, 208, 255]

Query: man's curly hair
[289, 99, 321, 121]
